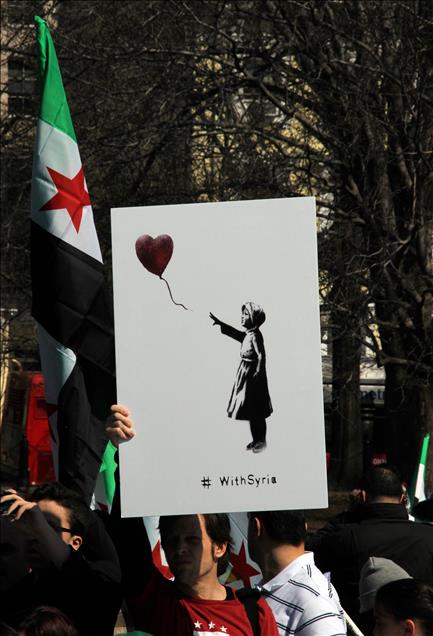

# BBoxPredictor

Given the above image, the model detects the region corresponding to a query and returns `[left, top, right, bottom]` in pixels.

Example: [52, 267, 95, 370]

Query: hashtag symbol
[201, 476, 211, 489]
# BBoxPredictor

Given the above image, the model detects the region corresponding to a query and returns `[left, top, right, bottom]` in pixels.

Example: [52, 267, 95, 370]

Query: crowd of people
[0, 404, 432, 636]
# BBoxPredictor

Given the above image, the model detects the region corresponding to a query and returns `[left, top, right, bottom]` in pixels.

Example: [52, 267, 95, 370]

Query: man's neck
[176, 575, 227, 601]
[366, 496, 402, 504]
[260, 543, 305, 583]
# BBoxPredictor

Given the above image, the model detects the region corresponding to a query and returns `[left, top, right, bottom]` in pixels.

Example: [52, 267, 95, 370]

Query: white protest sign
[111, 197, 327, 516]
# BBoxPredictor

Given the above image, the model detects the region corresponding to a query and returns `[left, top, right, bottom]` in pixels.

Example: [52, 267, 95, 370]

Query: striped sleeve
[294, 598, 346, 635]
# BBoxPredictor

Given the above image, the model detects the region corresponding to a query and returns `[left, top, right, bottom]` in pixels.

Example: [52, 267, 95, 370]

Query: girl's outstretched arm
[209, 312, 244, 342]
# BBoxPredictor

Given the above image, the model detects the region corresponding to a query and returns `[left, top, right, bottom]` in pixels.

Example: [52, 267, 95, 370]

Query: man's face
[162, 514, 225, 586]
[37, 499, 82, 550]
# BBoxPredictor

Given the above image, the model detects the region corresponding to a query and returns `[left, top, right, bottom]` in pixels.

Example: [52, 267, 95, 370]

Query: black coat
[1, 509, 122, 635]
[306, 503, 433, 622]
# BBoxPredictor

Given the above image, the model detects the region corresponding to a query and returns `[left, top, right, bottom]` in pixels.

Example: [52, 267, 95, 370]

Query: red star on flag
[41, 166, 91, 232]
[229, 541, 260, 587]
[152, 540, 173, 579]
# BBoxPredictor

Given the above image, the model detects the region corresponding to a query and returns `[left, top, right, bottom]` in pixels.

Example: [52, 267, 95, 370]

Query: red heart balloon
[135, 234, 173, 277]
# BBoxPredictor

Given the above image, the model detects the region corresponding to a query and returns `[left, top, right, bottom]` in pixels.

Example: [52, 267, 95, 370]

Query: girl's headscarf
[242, 302, 266, 328]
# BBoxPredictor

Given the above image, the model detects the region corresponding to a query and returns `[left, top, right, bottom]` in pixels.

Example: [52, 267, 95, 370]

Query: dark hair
[376, 580, 433, 636]
[18, 606, 79, 636]
[362, 464, 402, 499]
[159, 513, 233, 576]
[251, 510, 306, 546]
[0, 621, 18, 636]
[30, 482, 90, 537]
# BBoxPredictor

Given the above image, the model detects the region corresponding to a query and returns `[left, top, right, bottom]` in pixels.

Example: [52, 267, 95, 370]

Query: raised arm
[106, 406, 155, 598]
[0, 490, 70, 569]
[1, 488, 122, 636]
[209, 312, 245, 342]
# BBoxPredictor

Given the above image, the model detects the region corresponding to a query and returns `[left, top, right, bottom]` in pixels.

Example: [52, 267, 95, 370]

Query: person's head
[241, 302, 266, 330]
[361, 464, 403, 503]
[247, 510, 306, 566]
[374, 579, 433, 636]
[159, 513, 232, 586]
[30, 482, 90, 551]
[18, 606, 79, 636]
[359, 557, 412, 613]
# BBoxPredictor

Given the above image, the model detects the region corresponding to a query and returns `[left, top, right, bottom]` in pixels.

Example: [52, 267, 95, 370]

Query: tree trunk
[329, 312, 363, 489]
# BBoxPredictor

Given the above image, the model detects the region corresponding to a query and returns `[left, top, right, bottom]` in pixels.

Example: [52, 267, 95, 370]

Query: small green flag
[411, 432, 430, 507]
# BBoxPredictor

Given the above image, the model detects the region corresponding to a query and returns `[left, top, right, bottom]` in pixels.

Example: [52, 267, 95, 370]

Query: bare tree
[165, 0, 433, 487]
[2, 0, 432, 488]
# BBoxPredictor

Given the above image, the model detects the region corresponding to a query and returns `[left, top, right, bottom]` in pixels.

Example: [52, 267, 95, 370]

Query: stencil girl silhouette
[210, 302, 273, 453]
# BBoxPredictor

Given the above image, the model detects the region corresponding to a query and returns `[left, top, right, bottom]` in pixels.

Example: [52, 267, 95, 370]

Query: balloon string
[160, 276, 189, 310]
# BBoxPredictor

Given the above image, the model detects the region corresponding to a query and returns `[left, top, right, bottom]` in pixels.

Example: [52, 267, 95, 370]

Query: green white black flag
[31, 16, 116, 508]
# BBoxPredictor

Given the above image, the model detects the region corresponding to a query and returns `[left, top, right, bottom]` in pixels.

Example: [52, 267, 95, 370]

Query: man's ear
[69, 534, 82, 551]
[254, 516, 264, 538]
[213, 542, 227, 559]
[403, 619, 416, 635]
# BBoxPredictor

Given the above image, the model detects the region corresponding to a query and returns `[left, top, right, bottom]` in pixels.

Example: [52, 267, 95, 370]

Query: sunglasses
[49, 524, 72, 534]
[43, 515, 72, 534]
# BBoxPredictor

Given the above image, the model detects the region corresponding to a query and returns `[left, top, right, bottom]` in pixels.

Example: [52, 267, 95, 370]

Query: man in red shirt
[107, 404, 278, 636]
